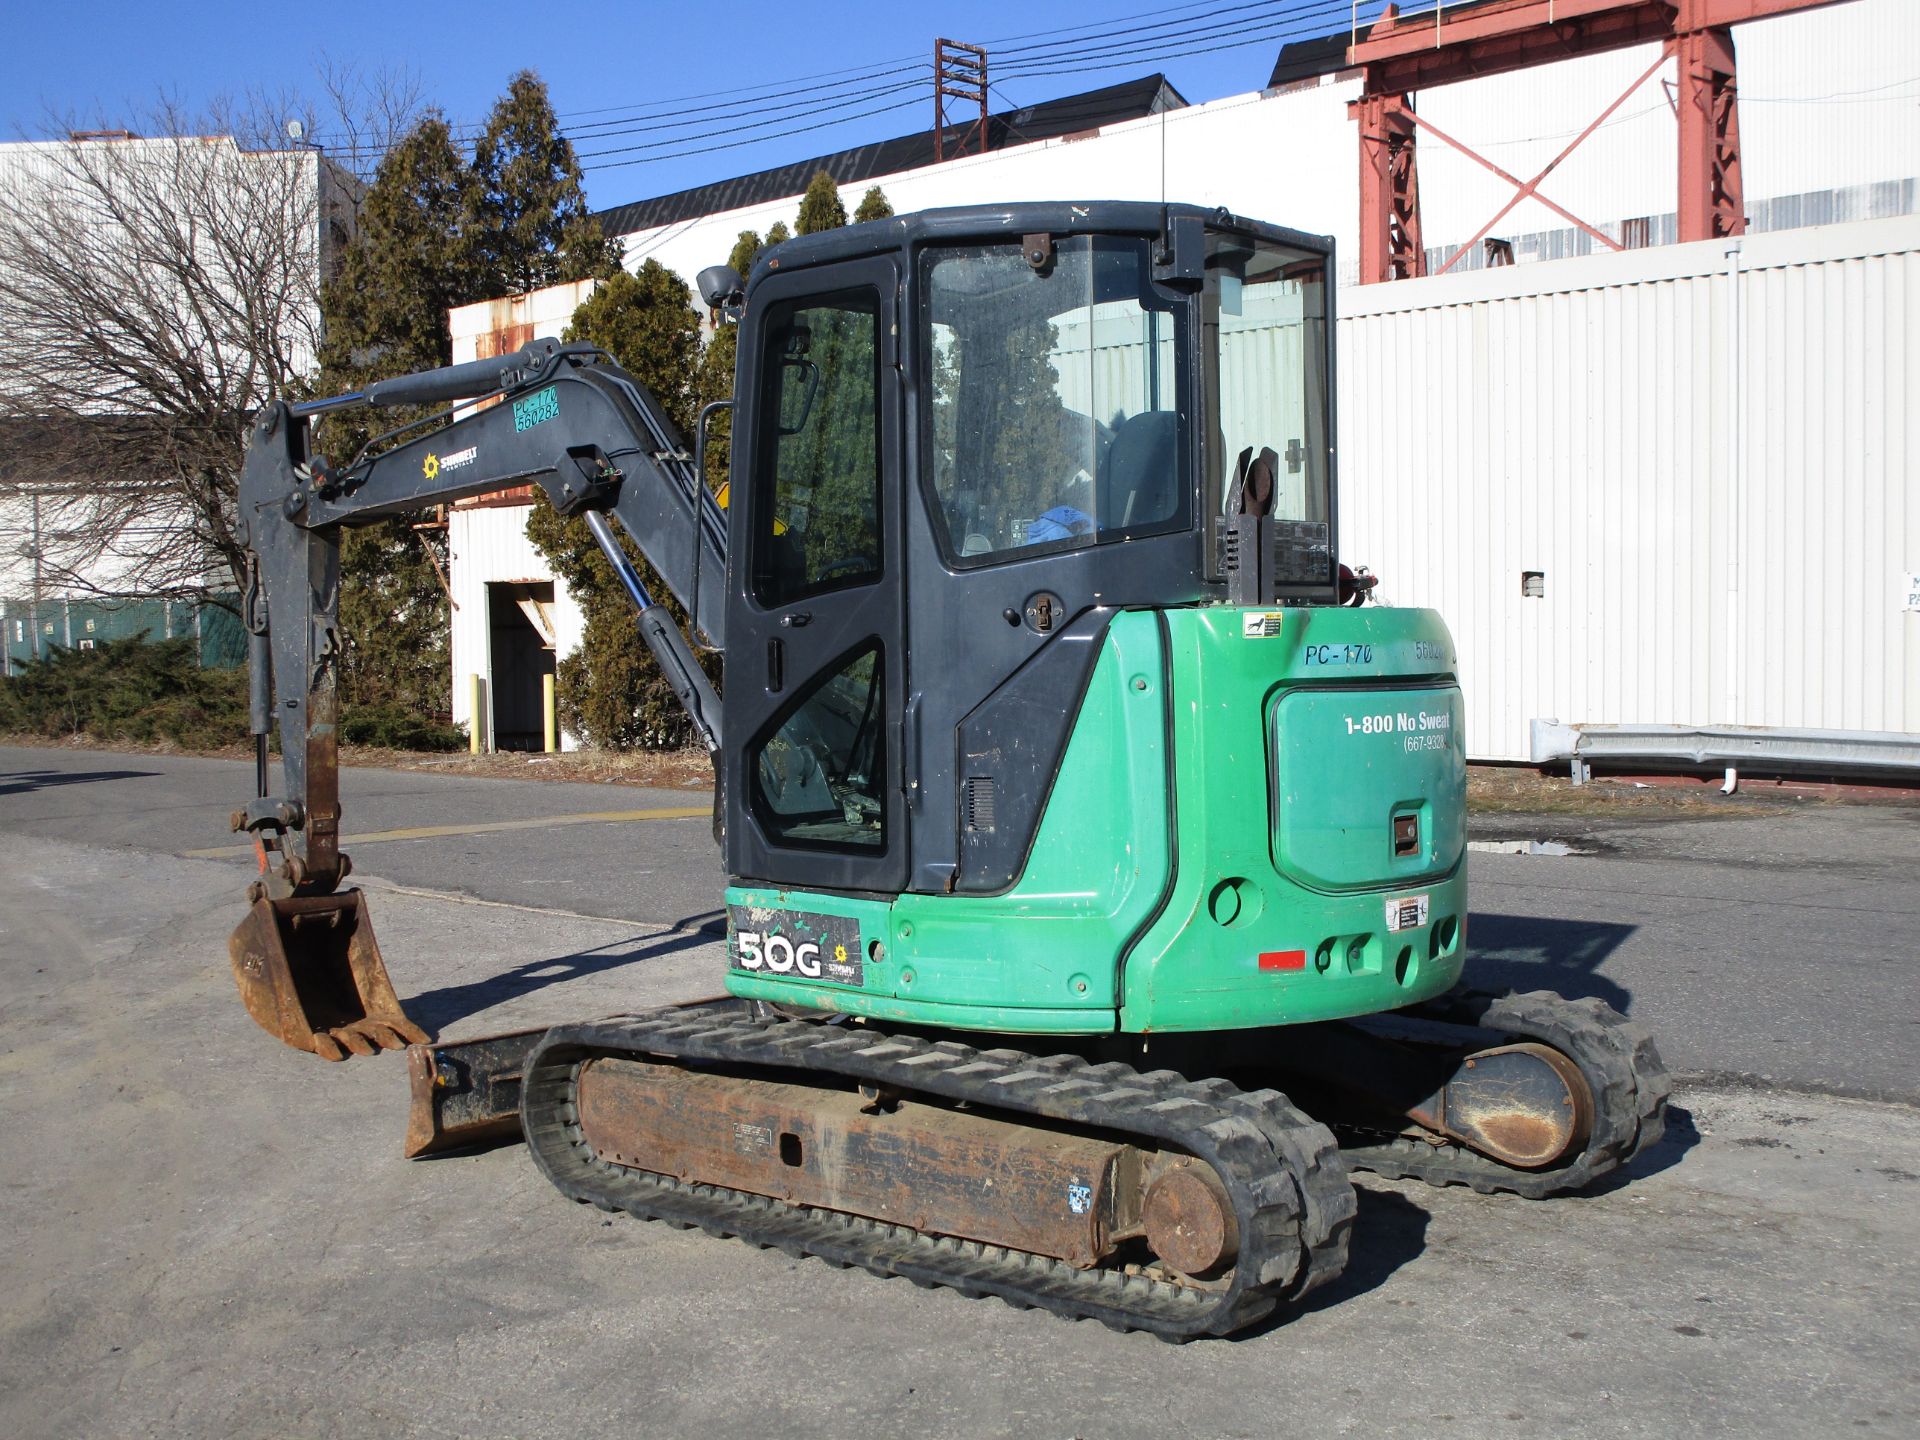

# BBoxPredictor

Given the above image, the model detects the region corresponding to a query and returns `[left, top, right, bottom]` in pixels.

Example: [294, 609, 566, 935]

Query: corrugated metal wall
[1738, 229, 1918, 733]
[1337, 213, 1920, 760]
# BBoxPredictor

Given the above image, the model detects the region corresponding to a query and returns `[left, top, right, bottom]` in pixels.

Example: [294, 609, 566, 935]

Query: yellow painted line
[179, 804, 710, 859]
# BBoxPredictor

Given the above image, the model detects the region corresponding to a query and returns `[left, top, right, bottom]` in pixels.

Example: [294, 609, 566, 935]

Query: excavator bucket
[227, 890, 430, 1060]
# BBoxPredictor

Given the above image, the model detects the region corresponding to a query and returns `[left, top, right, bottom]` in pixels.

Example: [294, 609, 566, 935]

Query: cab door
[724, 257, 907, 896]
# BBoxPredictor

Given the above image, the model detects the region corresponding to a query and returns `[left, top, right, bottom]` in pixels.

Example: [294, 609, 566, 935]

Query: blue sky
[0, 0, 1367, 209]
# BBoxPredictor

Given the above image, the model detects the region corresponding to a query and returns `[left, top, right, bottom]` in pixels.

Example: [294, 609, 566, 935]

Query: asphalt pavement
[2, 742, 1917, 1439]
[0, 745, 726, 931]
[2, 743, 1913, 1098]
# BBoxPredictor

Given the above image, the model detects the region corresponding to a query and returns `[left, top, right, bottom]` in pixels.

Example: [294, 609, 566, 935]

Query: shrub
[0, 635, 466, 752]
[0, 635, 249, 746]
[338, 702, 466, 752]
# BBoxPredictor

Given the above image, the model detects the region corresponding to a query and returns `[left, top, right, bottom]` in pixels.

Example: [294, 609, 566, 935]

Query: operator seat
[1100, 410, 1178, 531]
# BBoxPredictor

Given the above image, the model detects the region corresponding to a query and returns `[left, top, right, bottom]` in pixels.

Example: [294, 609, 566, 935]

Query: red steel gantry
[1348, 0, 1855, 282]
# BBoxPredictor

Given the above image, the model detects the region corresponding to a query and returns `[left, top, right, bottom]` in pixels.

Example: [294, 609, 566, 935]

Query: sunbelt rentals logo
[422, 446, 478, 481]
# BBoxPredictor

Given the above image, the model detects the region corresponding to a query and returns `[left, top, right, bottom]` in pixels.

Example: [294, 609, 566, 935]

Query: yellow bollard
[542, 672, 557, 753]
[469, 673, 484, 754]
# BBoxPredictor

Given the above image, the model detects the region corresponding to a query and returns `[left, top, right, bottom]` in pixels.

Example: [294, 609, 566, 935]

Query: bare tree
[312, 57, 428, 192]
[0, 94, 369, 603]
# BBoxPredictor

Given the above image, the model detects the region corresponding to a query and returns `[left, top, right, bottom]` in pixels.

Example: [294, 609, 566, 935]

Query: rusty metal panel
[575, 1058, 1142, 1267]
[454, 319, 539, 507]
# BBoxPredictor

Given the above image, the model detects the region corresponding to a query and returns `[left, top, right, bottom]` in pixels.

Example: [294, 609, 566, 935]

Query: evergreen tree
[794, 171, 847, 235]
[563, 261, 701, 430]
[314, 113, 479, 723]
[765, 220, 792, 248]
[314, 75, 624, 734]
[317, 113, 474, 379]
[527, 261, 714, 748]
[726, 229, 763, 279]
[468, 71, 623, 294]
[852, 185, 894, 223]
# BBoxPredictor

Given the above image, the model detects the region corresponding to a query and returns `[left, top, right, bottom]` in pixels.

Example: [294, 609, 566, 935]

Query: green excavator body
[724, 604, 1467, 1034]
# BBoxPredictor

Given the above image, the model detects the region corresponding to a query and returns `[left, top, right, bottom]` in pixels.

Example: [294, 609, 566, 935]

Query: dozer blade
[402, 998, 733, 1158]
[227, 890, 430, 1060]
[404, 1028, 546, 1158]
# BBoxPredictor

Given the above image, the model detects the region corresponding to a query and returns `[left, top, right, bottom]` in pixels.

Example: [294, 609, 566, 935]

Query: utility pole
[934, 40, 989, 162]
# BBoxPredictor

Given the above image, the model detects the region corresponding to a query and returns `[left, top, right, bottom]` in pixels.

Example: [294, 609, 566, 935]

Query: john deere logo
[422, 452, 440, 480]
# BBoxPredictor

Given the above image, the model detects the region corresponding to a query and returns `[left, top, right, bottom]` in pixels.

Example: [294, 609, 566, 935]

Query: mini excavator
[226, 203, 1668, 1339]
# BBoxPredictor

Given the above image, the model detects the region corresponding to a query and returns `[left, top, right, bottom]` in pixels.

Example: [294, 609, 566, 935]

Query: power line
[997, 3, 1353, 78]
[322, 2, 1366, 172]
[565, 1, 1346, 152]
[984, 0, 1276, 47]
[574, 0, 1356, 172]
[996, 0, 1345, 60]
[557, 0, 1303, 128]
[584, 94, 930, 174]
[562, 60, 932, 139]
[576, 79, 929, 161]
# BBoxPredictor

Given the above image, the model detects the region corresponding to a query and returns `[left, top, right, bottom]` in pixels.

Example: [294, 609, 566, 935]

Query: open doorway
[487, 581, 556, 751]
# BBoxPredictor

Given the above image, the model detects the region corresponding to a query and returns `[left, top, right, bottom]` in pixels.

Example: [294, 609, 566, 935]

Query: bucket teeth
[311, 1017, 429, 1061]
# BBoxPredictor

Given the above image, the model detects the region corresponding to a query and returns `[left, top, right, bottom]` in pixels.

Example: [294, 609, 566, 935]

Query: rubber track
[1340, 989, 1672, 1198]
[520, 1001, 1355, 1339]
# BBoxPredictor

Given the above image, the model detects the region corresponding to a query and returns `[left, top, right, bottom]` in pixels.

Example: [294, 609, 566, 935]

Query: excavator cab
[712, 205, 1431, 1036]
[719, 207, 1334, 902]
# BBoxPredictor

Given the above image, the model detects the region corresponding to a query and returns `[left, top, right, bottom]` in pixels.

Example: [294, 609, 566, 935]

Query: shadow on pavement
[0, 767, 160, 796]
[1464, 912, 1638, 1014]
[1251, 1185, 1431, 1337]
[1586, 1101, 1702, 1194]
[403, 915, 723, 1033]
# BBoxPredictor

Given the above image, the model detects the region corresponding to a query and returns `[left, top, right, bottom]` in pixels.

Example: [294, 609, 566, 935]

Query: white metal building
[448, 0, 1918, 766]
[0, 133, 353, 670]
[445, 282, 599, 749]
[1340, 214, 1920, 764]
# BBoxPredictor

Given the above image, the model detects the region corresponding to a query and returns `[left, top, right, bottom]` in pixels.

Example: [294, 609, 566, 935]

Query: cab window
[752, 291, 882, 606]
[923, 236, 1185, 565]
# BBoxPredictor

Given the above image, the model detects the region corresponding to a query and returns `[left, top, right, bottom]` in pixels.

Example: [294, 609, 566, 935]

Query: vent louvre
[964, 776, 997, 832]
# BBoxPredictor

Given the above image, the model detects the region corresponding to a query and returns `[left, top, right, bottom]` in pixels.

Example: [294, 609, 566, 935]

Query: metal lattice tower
[934, 39, 989, 162]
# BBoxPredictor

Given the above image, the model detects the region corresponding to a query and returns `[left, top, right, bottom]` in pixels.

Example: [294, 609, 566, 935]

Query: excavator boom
[229, 340, 725, 1057]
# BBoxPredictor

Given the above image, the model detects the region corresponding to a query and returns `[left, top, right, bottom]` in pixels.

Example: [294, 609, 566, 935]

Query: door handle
[767, 637, 784, 693]
[780, 612, 812, 628]
[903, 693, 923, 808]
